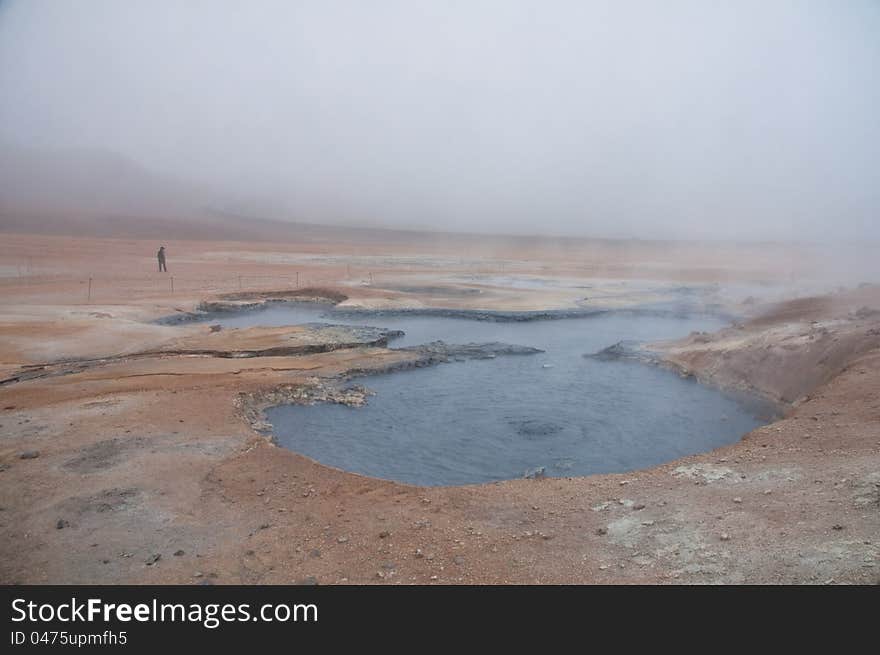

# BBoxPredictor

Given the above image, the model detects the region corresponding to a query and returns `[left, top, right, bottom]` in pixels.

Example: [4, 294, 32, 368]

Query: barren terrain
[0, 231, 878, 584]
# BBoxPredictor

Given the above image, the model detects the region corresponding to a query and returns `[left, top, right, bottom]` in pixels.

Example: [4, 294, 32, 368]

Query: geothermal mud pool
[202, 302, 776, 486]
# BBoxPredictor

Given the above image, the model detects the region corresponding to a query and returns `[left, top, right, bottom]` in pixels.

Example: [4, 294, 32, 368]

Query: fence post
[87, 277, 92, 302]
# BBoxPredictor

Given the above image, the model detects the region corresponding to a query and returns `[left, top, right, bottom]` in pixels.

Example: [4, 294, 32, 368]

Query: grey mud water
[202, 301, 776, 486]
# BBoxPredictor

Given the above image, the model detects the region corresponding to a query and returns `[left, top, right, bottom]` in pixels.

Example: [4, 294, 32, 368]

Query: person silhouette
[157, 246, 167, 272]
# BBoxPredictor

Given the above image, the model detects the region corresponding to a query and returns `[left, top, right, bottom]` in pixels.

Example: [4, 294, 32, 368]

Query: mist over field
[1, 0, 878, 242]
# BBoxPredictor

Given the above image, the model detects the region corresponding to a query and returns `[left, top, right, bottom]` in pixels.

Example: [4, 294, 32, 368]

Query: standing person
[157, 246, 167, 272]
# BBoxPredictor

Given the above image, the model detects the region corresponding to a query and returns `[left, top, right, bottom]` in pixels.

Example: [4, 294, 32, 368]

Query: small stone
[193, 572, 203, 578]
[379, 531, 391, 539]
[19, 451, 39, 460]
[641, 520, 655, 527]
[145, 553, 161, 566]
[453, 556, 465, 566]
[297, 576, 319, 585]
[596, 527, 607, 536]
[337, 536, 349, 544]
[414, 549, 424, 559]
[258, 523, 271, 530]
[832, 524, 844, 531]
[56, 519, 69, 530]
[720, 533, 731, 541]
[174, 549, 185, 556]
[632, 503, 646, 511]
[733, 497, 743, 503]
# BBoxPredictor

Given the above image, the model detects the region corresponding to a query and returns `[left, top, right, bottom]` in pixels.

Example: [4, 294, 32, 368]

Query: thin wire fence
[0, 270, 363, 301]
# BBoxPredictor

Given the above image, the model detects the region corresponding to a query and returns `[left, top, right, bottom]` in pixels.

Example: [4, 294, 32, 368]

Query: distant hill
[0, 142, 663, 251]
[0, 142, 208, 215]
[0, 142, 471, 245]
[0, 142, 303, 241]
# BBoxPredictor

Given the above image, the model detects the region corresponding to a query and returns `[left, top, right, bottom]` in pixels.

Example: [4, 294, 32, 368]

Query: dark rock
[56, 519, 69, 530]
[19, 450, 39, 459]
[174, 549, 185, 556]
[404, 341, 543, 361]
[586, 340, 644, 362]
[145, 554, 161, 566]
[330, 306, 607, 323]
[523, 466, 546, 480]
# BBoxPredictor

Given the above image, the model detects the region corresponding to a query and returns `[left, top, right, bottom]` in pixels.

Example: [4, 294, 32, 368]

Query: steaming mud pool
[210, 303, 773, 486]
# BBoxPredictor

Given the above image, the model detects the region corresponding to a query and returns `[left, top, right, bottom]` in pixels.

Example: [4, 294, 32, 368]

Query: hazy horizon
[1, 1, 878, 242]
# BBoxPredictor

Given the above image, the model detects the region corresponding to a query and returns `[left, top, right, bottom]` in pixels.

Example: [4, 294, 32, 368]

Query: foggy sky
[1, 0, 878, 241]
